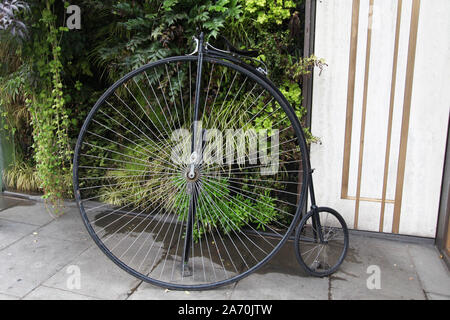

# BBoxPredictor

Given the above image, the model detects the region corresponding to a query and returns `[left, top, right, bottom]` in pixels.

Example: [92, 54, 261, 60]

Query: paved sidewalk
[0, 194, 449, 300]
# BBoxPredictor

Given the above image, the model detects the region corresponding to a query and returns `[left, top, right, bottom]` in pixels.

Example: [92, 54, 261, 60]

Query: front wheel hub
[185, 166, 200, 182]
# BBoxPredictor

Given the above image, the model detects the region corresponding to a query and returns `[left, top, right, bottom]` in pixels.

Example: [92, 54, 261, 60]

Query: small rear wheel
[294, 207, 349, 277]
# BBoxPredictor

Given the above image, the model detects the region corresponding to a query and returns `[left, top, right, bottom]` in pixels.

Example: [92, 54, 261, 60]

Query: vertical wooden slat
[303, 0, 312, 120]
[341, 0, 360, 199]
[392, 0, 421, 234]
[300, 0, 317, 214]
[303, 0, 317, 130]
[354, 0, 375, 229]
[379, 0, 403, 232]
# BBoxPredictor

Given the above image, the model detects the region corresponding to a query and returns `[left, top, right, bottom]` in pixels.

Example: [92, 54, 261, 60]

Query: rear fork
[307, 168, 325, 245]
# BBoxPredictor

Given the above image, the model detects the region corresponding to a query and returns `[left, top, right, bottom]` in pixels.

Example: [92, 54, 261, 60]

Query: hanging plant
[27, 0, 72, 214]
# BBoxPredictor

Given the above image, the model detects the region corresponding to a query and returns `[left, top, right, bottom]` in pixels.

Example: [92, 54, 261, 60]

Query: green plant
[0, 1, 33, 161]
[0, 0, 323, 230]
[88, 0, 243, 82]
[93, 131, 280, 242]
[288, 54, 328, 81]
[243, 0, 295, 26]
[96, 138, 178, 210]
[2, 160, 41, 193]
[26, 0, 72, 212]
[0, 65, 32, 158]
[173, 177, 278, 242]
[0, 0, 30, 39]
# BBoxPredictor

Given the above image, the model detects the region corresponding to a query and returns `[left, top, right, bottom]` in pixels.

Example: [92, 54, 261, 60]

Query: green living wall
[0, 0, 321, 212]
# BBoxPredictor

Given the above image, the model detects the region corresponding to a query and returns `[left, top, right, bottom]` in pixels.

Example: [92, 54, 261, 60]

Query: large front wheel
[73, 56, 309, 290]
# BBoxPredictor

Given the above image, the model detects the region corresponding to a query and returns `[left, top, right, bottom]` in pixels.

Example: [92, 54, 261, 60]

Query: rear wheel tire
[295, 207, 349, 277]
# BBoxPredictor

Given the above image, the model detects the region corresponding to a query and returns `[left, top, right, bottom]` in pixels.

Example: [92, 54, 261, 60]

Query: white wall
[311, 0, 450, 237]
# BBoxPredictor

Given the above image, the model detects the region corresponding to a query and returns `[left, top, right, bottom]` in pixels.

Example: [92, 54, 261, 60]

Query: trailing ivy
[26, 0, 72, 212]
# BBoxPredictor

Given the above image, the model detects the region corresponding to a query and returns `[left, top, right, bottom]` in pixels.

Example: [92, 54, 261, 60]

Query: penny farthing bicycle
[73, 33, 349, 290]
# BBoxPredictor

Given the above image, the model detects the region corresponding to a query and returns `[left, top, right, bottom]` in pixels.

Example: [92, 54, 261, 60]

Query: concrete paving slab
[253, 239, 308, 277]
[230, 241, 329, 300]
[1, 195, 449, 300]
[23, 285, 99, 300]
[128, 282, 233, 300]
[43, 245, 141, 300]
[231, 272, 328, 300]
[330, 235, 426, 299]
[0, 202, 54, 226]
[407, 243, 450, 297]
[0, 219, 38, 250]
[0, 293, 20, 300]
[36, 207, 91, 243]
[129, 235, 315, 300]
[0, 234, 90, 297]
[0, 196, 32, 211]
[427, 292, 450, 300]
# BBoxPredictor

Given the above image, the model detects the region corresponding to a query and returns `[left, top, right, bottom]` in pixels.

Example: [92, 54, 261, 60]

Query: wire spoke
[74, 58, 308, 288]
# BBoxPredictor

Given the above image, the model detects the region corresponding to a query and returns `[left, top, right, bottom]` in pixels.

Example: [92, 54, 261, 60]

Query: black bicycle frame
[181, 34, 324, 269]
[207, 34, 325, 243]
[208, 46, 324, 244]
[308, 169, 324, 243]
[182, 32, 205, 273]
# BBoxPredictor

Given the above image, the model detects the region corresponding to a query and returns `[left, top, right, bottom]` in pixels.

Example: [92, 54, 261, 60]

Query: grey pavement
[0, 194, 449, 300]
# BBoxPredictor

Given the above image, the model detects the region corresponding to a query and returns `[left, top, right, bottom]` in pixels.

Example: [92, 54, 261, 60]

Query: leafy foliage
[24, 0, 72, 212]
[244, 0, 295, 26]
[175, 178, 278, 242]
[0, 0, 29, 39]
[87, 0, 244, 82]
[0, 0, 328, 231]
[2, 159, 41, 193]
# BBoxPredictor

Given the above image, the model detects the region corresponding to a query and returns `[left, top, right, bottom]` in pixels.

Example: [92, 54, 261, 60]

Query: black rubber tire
[294, 207, 349, 277]
[73, 55, 309, 290]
